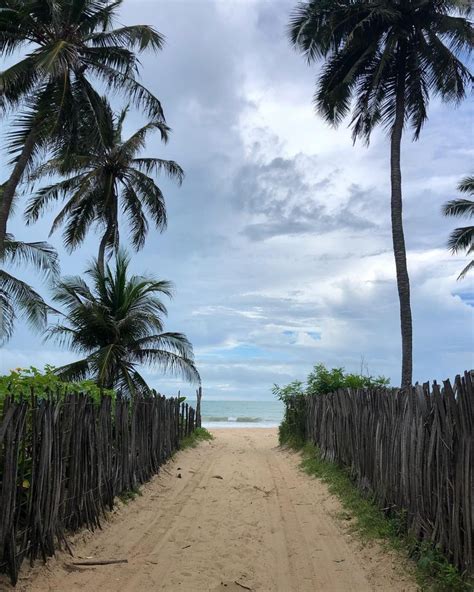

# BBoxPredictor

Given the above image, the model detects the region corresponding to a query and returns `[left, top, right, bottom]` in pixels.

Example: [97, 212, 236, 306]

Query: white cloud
[1, 0, 473, 399]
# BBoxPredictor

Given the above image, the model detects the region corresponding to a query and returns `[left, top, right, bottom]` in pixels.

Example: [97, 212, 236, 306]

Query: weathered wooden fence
[304, 371, 473, 575]
[0, 391, 198, 585]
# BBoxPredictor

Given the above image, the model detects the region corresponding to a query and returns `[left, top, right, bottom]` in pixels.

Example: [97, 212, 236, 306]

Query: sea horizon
[187, 399, 284, 428]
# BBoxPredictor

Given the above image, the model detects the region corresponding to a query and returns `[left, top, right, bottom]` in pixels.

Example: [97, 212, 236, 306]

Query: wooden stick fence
[303, 371, 473, 575]
[0, 391, 199, 585]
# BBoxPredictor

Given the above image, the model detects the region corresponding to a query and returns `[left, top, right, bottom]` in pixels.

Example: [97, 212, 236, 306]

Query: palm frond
[84, 45, 137, 76]
[48, 252, 200, 394]
[0, 55, 41, 111]
[88, 25, 165, 52]
[457, 259, 474, 280]
[289, 0, 473, 140]
[447, 225, 474, 253]
[443, 198, 474, 218]
[132, 158, 184, 183]
[121, 183, 148, 251]
[61, 197, 99, 252]
[127, 368, 151, 395]
[120, 121, 170, 154]
[458, 176, 474, 195]
[0, 269, 52, 337]
[0, 288, 15, 345]
[91, 63, 165, 121]
[25, 172, 94, 223]
[0, 0, 166, 226]
[131, 332, 195, 359]
[77, 0, 123, 33]
[131, 348, 201, 385]
[3, 234, 60, 278]
[54, 357, 91, 382]
[124, 168, 167, 231]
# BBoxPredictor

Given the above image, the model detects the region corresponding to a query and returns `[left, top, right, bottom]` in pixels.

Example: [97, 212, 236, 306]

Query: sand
[10, 429, 417, 592]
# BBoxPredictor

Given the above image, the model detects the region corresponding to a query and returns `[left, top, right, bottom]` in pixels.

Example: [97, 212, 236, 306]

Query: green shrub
[275, 363, 389, 445]
[180, 427, 214, 449]
[300, 444, 470, 592]
[0, 366, 114, 402]
[273, 381, 307, 446]
[306, 363, 389, 395]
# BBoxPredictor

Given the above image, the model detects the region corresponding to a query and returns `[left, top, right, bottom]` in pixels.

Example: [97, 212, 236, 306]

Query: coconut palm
[443, 175, 474, 280]
[48, 251, 200, 395]
[289, 0, 472, 387]
[0, 0, 166, 255]
[0, 232, 59, 344]
[26, 105, 183, 272]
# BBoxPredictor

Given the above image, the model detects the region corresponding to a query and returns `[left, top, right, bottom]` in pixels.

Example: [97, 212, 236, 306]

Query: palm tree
[443, 175, 474, 280]
[0, 232, 59, 345]
[0, 0, 165, 255]
[289, 0, 472, 387]
[25, 105, 183, 272]
[48, 251, 200, 395]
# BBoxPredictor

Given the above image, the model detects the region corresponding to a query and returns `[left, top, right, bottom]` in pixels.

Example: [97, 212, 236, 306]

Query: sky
[1, 0, 473, 400]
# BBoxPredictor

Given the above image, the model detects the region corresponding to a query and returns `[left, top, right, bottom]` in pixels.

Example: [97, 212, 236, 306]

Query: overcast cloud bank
[2, 0, 473, 399]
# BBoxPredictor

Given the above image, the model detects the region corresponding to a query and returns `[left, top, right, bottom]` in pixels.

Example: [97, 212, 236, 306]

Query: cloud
[233, 151, 378, 241]
[1, 0, 473, 399]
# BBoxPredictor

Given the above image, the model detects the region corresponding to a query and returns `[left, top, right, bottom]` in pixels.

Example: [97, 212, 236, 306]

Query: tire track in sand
[13, 429, 417, 592]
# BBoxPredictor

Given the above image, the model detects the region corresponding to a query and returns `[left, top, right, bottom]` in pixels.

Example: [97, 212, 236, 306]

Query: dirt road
[16, 429, 416, 592]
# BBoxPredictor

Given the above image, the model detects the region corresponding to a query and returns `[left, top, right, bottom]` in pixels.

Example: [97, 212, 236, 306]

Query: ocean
[190, 399, 284, 428]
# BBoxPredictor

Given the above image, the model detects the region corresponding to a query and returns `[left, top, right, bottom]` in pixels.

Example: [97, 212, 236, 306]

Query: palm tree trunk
[0, 130, 37, 258]
[97, 182, 118, 274]
[98, 205, 117, 274]
[98, 227, 111, 275]
[390, 57, 413, 389]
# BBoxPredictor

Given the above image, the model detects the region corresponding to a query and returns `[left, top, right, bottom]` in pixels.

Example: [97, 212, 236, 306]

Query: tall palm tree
[289, 0, 472, 387]
[0, 0, 165, 255]
[25, 105, 183, 272]
[443, 175, 474, 280]
[48, 251, 200, 395]
[0, 232, 59, 344]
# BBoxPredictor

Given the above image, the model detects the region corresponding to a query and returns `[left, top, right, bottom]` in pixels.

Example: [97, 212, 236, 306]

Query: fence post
[0, 389, 201, 584]
[196, 387, 202, 428]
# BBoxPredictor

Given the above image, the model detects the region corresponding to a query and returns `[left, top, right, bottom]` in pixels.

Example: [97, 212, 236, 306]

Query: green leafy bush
[0, 366, 114, 402]
[306, 363, 389, 395]
[273, 381, 307, 447]
[180, 427, 214, 449]
[275, 363, 389, 445]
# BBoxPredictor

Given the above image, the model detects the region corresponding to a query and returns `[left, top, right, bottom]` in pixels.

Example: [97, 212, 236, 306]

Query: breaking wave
[203, 416, 263, 423]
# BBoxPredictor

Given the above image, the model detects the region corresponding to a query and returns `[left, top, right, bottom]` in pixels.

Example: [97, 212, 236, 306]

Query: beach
[14, 429, 416, 592]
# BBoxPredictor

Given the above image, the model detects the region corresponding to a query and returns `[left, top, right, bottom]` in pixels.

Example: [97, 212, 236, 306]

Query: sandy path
[12, 429, 416, 592]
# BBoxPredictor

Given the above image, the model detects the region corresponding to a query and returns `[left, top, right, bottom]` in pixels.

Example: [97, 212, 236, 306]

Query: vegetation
[289, 0, 472, 387]
[274, 363, 388, 447]
[0, 232, 58, 344]
[0, 2, 195, 394]
[118, 487, 143, 504]
[0, 0, 165, 256]
[0, 2, 471, 587]
[0, 366, 114, 401]
[443, 175, 474, 280]
[26, 105, 183, 272]
[180, 427, 214, 449]
[273, 380, 307, 447]
[300, 444, 470, 592]
[48, 251, 200, 395]
[306, 363, 389, 395]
